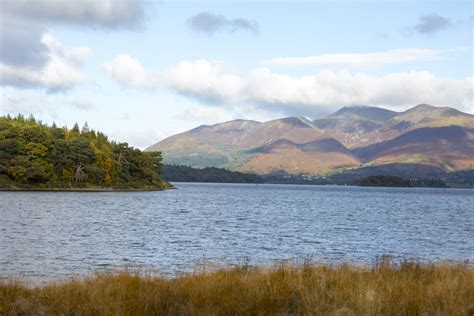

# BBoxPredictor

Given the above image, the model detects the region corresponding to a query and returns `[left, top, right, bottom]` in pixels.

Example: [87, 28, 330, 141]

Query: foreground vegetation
[1, 261, 473, 315]
[0, 115, 170, 189]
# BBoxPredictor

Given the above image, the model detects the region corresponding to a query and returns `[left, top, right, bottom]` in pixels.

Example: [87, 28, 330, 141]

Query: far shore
[166, 181, 474, 189]
[2, 182, 473, 191]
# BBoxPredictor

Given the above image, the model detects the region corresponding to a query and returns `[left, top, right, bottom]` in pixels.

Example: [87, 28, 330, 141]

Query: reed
[1, 260, 473, 315]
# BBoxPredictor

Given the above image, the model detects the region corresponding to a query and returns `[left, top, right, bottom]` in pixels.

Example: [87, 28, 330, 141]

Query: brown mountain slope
[387, 104, 474, 130]
[313, 106, 398, 148]
[186, 119, 261, 147]
[241, 138, 360, 175]
[314, 104, 474, 149]
[146, 116, 358, 174]
[240, 117, 323, 148]
[147, 104, 474, 175]
[147, 116, 324, 152]
[353, 126, 474, 172]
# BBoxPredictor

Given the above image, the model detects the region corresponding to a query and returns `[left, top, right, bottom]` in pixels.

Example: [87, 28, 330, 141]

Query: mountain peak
[332, 105, 371, 115]
[401, 104, 452, 117]
[269, 116, 316, 128]
[329, 105, 397, 122]
[407, 104, 436, 112]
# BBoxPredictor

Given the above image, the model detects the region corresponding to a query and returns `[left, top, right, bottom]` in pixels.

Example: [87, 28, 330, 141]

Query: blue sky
[1, 0, 473, 148]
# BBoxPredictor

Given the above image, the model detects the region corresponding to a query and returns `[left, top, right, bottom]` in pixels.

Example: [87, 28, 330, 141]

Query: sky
[0, 0, 473, 148]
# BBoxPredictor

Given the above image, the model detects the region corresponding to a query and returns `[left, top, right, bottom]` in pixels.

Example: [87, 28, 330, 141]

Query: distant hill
[353, 126, 474, 172]
[147, 104, 474, 177]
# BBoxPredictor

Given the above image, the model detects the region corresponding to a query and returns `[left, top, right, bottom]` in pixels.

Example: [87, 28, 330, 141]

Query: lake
[1, 183, 473, 282]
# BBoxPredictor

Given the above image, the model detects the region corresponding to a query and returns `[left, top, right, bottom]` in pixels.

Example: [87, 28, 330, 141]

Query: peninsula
[0, 115, 170, 190]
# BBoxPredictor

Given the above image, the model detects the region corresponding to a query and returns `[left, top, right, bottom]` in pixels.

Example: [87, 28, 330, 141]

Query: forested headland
[0, 115, 170, 190]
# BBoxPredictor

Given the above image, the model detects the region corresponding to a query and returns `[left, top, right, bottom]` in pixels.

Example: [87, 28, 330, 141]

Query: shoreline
[167, 181, 474, 189]
[0, 186, 175, 192]
[4, 258, 473, 285]
[2, 183, 471, 191]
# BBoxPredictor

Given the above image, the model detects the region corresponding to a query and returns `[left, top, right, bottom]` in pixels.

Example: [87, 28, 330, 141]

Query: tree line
[0, 115, 169, 189]
[162, 164, 264, 183]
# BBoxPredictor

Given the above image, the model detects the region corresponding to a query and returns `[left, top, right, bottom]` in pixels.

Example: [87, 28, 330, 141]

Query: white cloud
[163, 60, 243, 103]
[103, 56, 243, 103]
[247, 68, 474, 113]
[0, 0, 145, 91]
[263, 49, 443, 68]
[66, 47, 92, 65]
[103, 54, 151, 88]
[104, 55, 474, 115]
[0, 33, 90, 91]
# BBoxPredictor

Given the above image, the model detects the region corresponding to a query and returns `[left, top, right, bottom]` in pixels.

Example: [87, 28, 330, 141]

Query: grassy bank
[1, 261, 473, 315]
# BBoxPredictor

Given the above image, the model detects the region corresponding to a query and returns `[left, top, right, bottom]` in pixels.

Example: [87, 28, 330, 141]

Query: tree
[81, 122, 90, 134]
[149, 151, 164, 176]
[0, 115, 168, 189]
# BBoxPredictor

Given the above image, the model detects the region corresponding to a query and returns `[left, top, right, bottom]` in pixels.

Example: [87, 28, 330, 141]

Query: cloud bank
[104, 55, 474, 115]
[103, 56, 243, 103]
[263, 49, 444, 68]
[0, 33, 90, 91]
[0, 0, 147, 91]
[187, 12, 259, 35]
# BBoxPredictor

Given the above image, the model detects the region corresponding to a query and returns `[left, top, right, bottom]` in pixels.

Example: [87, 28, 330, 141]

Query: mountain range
[146, 104, 474, 177]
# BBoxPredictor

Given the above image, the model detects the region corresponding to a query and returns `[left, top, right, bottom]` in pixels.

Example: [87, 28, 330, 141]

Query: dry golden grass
[1, 260, 473, 315]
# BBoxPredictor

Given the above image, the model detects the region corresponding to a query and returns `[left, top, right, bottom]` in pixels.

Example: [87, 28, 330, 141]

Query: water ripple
[1, 183, 473, 282]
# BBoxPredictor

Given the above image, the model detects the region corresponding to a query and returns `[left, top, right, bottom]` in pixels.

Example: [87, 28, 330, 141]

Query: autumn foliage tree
[0, 115, 168, 189]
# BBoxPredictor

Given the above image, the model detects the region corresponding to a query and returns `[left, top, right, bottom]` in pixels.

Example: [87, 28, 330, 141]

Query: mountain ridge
[147, 104, 474, 176]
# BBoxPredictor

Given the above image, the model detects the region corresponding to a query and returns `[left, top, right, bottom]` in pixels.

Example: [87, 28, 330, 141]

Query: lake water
[1, 183, 473, 282]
